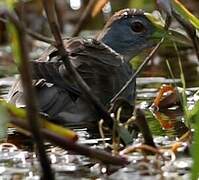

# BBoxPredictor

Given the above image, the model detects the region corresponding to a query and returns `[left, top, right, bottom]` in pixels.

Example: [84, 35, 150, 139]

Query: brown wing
[28, 38, 127, 104]
[8, 38, 134, 124]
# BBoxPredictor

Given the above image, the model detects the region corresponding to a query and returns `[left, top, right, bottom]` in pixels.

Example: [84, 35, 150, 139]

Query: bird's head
[97, 9, 190, 62]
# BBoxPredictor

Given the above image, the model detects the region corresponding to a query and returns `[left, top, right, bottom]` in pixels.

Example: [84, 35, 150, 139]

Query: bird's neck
[97, 33, 136, 63]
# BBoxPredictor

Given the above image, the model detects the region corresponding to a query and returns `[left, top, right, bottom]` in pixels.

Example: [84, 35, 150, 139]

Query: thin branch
[44, 129, 128, 166]
[5, 11, 54, 180]
[0, 15, 54, 44]
[11, 117, 128, 166]
[42, 0, 114, 128]
[26, 29, 55, 44]
[42, 0, 63, 47]
[0, 17, 7, 23]
[135, 108, 156, 147]
[55, 1, 64, 33]
[72, 0, 97, 37]
[110, 37, 165, 104]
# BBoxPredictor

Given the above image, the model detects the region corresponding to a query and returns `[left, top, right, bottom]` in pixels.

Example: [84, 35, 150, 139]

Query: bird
[7, 9, 188, 127]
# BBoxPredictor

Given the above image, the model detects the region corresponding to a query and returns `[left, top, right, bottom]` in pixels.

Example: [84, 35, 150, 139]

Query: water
[0, 45, 198, 179]
[0, 75, 196, 178]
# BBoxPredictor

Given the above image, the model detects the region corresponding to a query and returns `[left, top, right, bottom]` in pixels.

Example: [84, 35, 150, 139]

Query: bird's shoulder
[37, 37, 124, 67]
[8, 38, 127, 106]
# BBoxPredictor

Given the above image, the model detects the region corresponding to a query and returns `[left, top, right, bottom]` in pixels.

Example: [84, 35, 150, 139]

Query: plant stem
[41, 0, 114, 128]
[6, 11, 54, 180]
[11, 117, 128, 166]
[135, 108, 156, 148]
[72, 0, 97, 37]
[110, 37, 165, 104]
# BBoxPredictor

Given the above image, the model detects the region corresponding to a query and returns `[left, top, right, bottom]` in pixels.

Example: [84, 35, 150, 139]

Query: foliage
[0, 0, 199, 178]
[0, 0, 16, 142]
[0, 99, 78, 141]
[189, 101, 199, 180]
[5, 0, 22, 65]
[172, 0, 199, 30]
[0, 105, 9, 140]
[129, 0, 155, 11]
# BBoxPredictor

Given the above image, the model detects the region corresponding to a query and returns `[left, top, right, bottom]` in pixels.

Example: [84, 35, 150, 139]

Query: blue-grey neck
[98, 25, 138, 62]
[97, 14, 155, 63]
[100, 34, 138, 62]
[97, 21, 150, 62]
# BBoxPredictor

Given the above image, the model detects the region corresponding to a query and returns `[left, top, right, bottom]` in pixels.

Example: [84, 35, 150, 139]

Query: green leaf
[117, 126, 133, 145]
[0, 100, 78, 141]
[145, 11, 192, 46]
[190, 102, 199, 180]
[172, 0, 199, 30]
[0, 105, 9, 140]
[4, 0, 22, 65]
[189, 102, 199, 121]
[144, 12, 165, 30]
[7, 23, 22, 65]
[187, 101, 199, 180]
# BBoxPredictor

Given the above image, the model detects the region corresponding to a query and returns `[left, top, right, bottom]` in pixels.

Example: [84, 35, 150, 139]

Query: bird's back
[8, 38, 135, 125]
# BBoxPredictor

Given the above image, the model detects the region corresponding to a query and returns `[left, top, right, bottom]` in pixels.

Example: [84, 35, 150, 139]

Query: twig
[11, 117, 128, 166]
[0, 17, 7, 23]
[92, 0, 109, 17]
[0, 15, 54, 44]
[135, 108, 156, 148]
[110, 37, 165, 104]
[44, 130, 128, 166]
[46, 131, 129, 166]
[55, 1, 64, 33]
[26, 29, 55, 44]
[120, 144, 164, 159]
[5, 11, 54, 180]
[72, 0, 97, 37]
[41, 0, 63, 48]
[41, 0, 114, 128]
[98, 119, 107, 147]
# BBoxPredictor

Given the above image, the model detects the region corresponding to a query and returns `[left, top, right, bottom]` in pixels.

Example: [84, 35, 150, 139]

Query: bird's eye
[131, 21, 146, 33]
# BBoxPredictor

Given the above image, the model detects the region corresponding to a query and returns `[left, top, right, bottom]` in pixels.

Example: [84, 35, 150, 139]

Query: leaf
[117, 126, 133, 145]
[188, 101, 199, 123]
[129, 0, 154, 11]
[0, 100, 78, 141]
[5, 0, 16, 10]
[144, 11, 165, 29]
[5, 0, 22, 65]
[145, 11, 192, 46]
[0, 105, 9, 140]
[172, 0, 199, 29]
[190, 101, 199, 180]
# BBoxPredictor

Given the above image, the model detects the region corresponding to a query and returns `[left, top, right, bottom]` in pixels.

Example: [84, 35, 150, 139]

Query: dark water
[0, 79, 196, 179]
[136, 77, 190, 137]
[0, 75, 194, 137]
[0, 49, 198, 179]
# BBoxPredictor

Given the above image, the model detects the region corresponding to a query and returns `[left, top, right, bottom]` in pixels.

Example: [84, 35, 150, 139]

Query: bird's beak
[144, 12, 192, 47]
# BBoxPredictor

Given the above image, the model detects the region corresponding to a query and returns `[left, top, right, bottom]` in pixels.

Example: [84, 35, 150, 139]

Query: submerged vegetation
[0, 0, 199, 179]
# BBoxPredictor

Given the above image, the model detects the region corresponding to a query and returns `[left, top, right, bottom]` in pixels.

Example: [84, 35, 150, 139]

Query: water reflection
[143, 49, 199, 87]
[0, 69, 198, 179]
[0, 76, 196, 138]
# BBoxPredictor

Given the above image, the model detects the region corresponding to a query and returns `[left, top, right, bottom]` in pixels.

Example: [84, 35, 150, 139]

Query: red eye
[131, 21, 146, 33]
